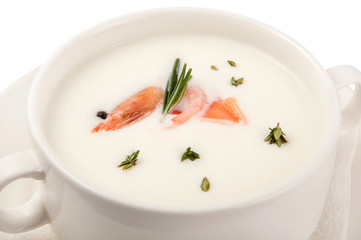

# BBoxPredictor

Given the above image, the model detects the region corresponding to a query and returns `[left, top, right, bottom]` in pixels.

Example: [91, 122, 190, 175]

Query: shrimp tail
[92, 86, 163, 132]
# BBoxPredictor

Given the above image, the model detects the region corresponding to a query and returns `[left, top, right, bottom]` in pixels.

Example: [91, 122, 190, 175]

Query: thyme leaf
[181, 147, 200, 162]
[264, 123, 288, 147]
[118, 150, 140, 170]
[211, 65, 218, 70]
[231, 76, 244, 87]
[228, 60, 236, 67]
[201, 177, 210, 192]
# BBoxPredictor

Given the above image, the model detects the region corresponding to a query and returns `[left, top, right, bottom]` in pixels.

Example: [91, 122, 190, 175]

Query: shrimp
[92, 86, 163, 132]
[203, 97, 247, 124]
[170, 86, 207, 128]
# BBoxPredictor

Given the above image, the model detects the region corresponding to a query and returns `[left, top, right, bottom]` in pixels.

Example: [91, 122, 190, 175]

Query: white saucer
[0, 69, 360, 240]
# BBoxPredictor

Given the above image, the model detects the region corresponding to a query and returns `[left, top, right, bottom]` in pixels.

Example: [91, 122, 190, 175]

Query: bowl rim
[27, 7, 341, 215]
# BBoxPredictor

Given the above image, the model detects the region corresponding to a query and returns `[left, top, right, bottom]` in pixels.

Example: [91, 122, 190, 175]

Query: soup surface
[46, 33, 322, 206]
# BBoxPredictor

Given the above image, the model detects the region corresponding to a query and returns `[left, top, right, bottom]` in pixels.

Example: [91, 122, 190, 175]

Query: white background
[0, 0, 360, 92]
[0, 1, 360, 239]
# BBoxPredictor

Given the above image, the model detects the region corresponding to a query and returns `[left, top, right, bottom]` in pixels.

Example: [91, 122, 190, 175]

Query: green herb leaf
[273, 127, 282, 139]
[211, 65, 218, 71]
[264, 123, 288, 147]
[118, 150, 140, 170]
[181, 147, 200, 162]
[228, 60, 236, 67]
[201, 177, 210, 192]
[231, 76, 244, 87]
[162, 58, 192, 119]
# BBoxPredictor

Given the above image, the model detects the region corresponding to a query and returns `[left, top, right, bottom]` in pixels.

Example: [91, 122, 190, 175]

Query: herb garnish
[201, 177, 210, 192]
[181, 147, 200, 162]
[228, 60, 236, 67]
[211, 65, 218, 71]
[118, 150, 140, 170]
[162, 58, 192, 119]
[231, 77, 244, 87]
[264, 123, 288, 147]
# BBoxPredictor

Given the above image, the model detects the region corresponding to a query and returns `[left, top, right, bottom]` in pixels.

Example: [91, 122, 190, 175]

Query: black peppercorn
[96, 111, 108, 119]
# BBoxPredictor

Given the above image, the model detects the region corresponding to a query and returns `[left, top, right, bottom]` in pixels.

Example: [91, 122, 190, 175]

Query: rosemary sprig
[231, 76, 244, 87]
[264, 123, 288, 147]
[201, 177, 210, 192]
[181, 147, 200, 162]
[162, 58, 192, 119]
[118, 150, 140, 170]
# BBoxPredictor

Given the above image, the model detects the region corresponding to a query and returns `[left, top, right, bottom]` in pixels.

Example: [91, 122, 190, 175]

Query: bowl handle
[0, 150, 48, 233]
[328, 65, 361, 131]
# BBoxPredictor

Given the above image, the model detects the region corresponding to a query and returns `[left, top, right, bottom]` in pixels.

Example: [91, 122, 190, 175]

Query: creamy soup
[46, 33, 322, 206]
